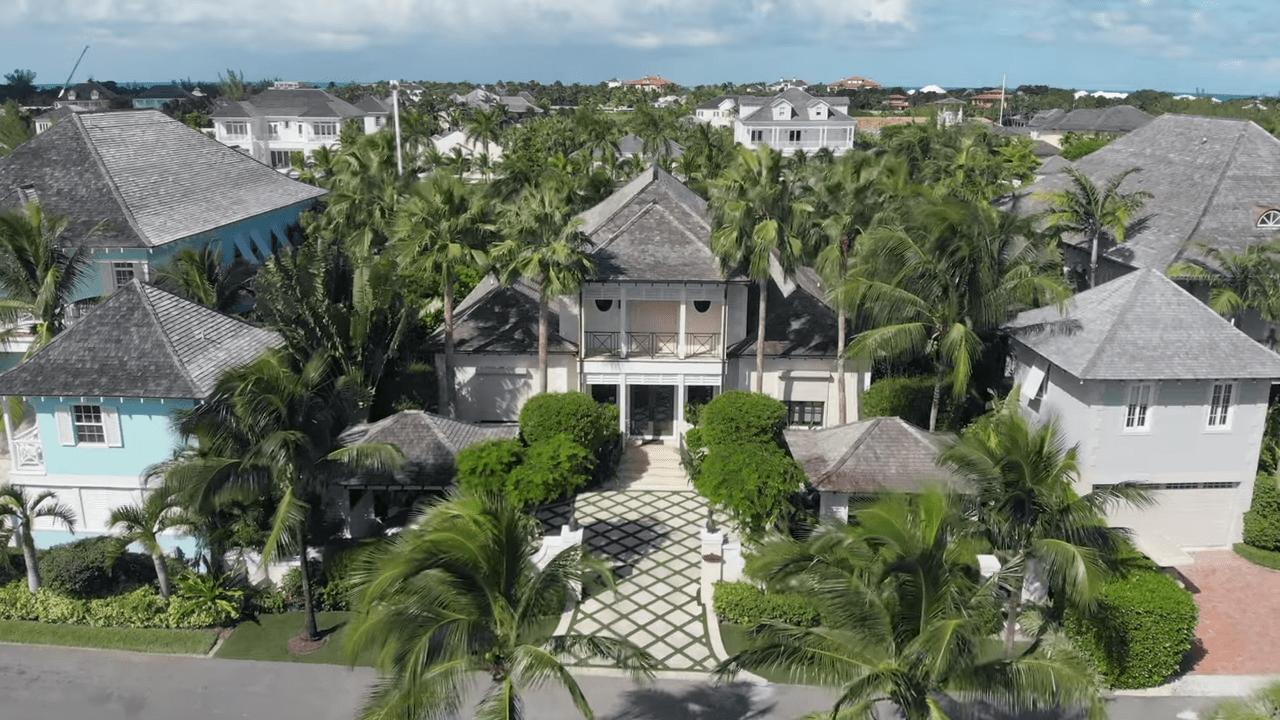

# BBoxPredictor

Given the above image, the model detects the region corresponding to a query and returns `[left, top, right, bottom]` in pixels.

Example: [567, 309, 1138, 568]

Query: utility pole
[390, 80, 404, 176]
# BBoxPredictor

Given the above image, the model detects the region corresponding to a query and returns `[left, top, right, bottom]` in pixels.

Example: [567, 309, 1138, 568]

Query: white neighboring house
[210, 83, 388, 169]
[432, 129, 503, 162]
[443, 166, 869, 439]
[1005, 269, 1280, 565]
[732, 88, 858, 155]
[694, 96, 739, 128]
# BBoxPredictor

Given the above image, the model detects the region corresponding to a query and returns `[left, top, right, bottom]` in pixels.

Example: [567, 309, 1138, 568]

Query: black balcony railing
[686, 333, 720, 356]
[585, 331, 619, 357]
[584, 331, 721, 358]
[627, 332, 678, 356]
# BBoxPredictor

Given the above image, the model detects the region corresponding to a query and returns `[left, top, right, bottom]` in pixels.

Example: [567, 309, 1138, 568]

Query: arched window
[1260, 209, 1280, 229]
[594, 299, 613, 312]
[693, 300, 711, 313]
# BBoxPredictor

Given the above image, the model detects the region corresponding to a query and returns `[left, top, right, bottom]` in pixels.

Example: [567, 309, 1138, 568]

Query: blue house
[0, 109, 327, 305]
[131, 85, 196, 110]
[0, 281, 280, 548]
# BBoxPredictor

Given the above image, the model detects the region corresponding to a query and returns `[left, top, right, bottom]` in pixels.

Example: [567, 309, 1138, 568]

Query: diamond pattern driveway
[567, 490, 720, 671]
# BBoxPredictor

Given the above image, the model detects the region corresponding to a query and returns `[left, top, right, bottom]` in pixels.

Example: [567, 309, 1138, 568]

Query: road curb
[1111, 674, 1280, 697]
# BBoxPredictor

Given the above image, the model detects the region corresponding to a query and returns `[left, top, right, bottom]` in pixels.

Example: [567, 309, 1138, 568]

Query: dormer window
[1259, 209, 1280, 228]
[90, 90, 100, 100]
[66, 91, 76, 100]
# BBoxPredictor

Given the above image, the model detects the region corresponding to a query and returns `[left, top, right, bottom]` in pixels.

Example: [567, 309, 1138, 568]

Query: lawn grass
[1234, 543, 1280, 571]
[0, 619, 218, 655]
[215, 612, 371, 665]
[719, 623, 820, 686]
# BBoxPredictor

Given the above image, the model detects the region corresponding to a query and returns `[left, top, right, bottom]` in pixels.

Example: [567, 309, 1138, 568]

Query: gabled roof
[450, 275, 576, 354]
[612, 134, 684, 159]
[729, 267, 842, 358]
[1006, 269, 1280, 380]
[0, 110, 327, 249]
[785, 417, 955, 493]
[136, 85, 194, 100]
[210, 88, 368, 120]
[578, 165, 720, 282]
[739, 88, 855, 125]
[1035, 155, 1074, 175]
[1031, 105, 1152, 134]
[1012, 114, 1280, 272]
[354, 95, 389, 114]
[0, 281, 281, 399]
[339, 410, 519, 486]
[696, 95, 735, 111]
[63, 82, 118, 100]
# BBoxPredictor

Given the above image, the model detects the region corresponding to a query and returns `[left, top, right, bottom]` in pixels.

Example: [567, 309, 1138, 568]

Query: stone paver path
[1180, 550, 1280, 674]
[566, 489, 722, 671]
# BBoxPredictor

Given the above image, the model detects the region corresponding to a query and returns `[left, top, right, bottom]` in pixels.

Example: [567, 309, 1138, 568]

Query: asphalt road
[0, 643, 1234, 720]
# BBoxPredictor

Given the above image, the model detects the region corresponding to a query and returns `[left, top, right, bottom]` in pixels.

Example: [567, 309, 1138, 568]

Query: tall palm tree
[165, 350, 403, 641]
[0, 203, 100, 355]
[345, 490, 657, 720]
[709, 145, 810, 392]
[493, 188, 595, 393]
[1039, 166, 1152, 288]
[939, 394, 1155, 657]
[154, 244, 257, 314]
[0, 485, 76, 593]
[728, 490, 1106, 720]
[108, 486, 182, 599]
[1168, 240, 1280, 327]
[846, 198, 1071, 430]
[811, 152, 907, 424]
[464, 105, 506, 158]
[392, 175, 491, 418]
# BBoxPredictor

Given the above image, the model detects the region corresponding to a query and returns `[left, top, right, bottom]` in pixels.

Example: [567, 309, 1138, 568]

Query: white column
[677, 375, 686, 443]
[677, 287, 688, 359]
[2, 397, 15, 462]
[820, 126, 827, 149]
[619, 286, 628, 358]
[618, 374, 628, 436]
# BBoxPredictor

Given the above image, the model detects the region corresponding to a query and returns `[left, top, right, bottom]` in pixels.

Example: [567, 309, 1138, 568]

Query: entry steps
[612, 441, 692, 490]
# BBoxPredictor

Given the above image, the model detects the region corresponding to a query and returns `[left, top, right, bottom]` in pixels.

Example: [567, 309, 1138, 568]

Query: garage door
[1106, 482, 1242, 550]
[458, 369, 532, 422]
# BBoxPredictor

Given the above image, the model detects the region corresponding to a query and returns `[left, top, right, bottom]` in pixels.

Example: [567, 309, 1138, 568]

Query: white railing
[12, 425, 43, 473]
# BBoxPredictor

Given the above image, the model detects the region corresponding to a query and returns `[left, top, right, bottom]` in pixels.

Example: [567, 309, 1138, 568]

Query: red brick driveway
[1179, 550, 1280, 674]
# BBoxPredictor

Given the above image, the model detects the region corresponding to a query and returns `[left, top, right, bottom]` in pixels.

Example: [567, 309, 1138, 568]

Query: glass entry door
[629, 385, 675, 439]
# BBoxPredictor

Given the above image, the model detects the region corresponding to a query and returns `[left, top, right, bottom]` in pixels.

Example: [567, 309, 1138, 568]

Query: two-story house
[0, 110, 327, 313]
[732, 88, 858, 156]
[210, 83, 387, 168]
[1005, 269, 1280, 564]
[827, 75, 882, 91]
[53, 82, 119, 110]
[0, 281, 280, 547]
[445, 166, 868, 439]
[623, 76, 679, 92]
[132, 84, 197, 110]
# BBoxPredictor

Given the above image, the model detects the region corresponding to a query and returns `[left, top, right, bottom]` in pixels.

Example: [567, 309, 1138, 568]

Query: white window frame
[749, 129, 764, 143]
[787, 129, 802, 143]
[785, 400, 824, 428]
[1124, 382, 1154, 432]
[223, 122, 248, 139]
[313, 122, 338, 138]
[269, 150, 293, 169]
[72, 404, 106, 445]
[112, 261, 136, 290]
[1259, 209, 1280, 229]
[1207, 381, 1236, 430]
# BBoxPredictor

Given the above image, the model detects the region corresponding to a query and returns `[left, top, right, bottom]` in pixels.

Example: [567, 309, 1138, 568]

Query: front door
[629, 385, 675, 439]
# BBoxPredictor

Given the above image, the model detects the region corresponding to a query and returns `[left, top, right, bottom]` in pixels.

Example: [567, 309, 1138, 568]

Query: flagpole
[998, 74, 1007, 126]
[390, 80, 404, 176]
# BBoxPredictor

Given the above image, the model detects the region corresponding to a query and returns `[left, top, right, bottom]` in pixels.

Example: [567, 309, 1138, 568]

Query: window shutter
[102, 407, 122, 448]
[137, 262, 151, 283]
[55, 406, 75, 445]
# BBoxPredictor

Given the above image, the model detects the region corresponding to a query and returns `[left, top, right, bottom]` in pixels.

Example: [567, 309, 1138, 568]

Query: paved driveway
[1180, 550, 1280, 674]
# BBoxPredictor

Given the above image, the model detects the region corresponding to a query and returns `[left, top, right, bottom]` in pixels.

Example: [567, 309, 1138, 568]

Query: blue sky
[4, 0, 1280, 95]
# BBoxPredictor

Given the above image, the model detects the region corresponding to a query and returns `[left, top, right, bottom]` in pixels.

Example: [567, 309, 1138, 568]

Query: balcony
[584, 331, 720, 359]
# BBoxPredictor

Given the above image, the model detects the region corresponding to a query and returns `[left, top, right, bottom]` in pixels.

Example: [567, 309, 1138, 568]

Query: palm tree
[345, 490, 657, 720]
[0, 485, 76, 593]
[464, 105, 505, 158]
[939, 393, 1155, 657]
[1205, 680, 1280, 720]
[846, 198, 1071, 430]
[811, 152, 907, 424]
[0, 203, 100, 355]
[709, 145, 810, 392]
[154, 244, 256, 313]
[493, 187, 595, 393]
[1168, 240, 1280, 327]
[392, 175, 491, 418]
[726, 490, 1106, 720]
[1039, 166, 1152, 288]
[165, 350, 403, 641]
[108, 486, 182, 599]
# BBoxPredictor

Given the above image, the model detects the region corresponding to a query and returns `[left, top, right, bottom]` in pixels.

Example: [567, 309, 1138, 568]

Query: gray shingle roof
[210, 88, 368, 120]
[1035, 155, 1074, 175]
[739, 88, 855, 125]
[785, 417, 956, 493]
[1012, 114, 1280, 272]
[354, 95, 389, 114]
[612, 134, 684, 159]
[1033, 105, 1153, 134]
[450, 275, 577, 354]
[729, 268, 842, 358]
[0, 281, 281, 399]
[136, 85, 194, 101]
[339, 410, 519, 486]
[579, 165, 721, 282]
[0, 110, 327, 250]
[1006, 268, 1280, 380]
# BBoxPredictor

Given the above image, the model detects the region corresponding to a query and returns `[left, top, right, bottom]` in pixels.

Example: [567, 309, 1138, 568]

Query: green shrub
[248, 582, 288, 614]
[519, 391, 610, 451]
[713, 581, 820, 627]
[0, 580, 242, 629]
[40, 536, 155, 598]
[510, 434, 594, 507]
[167, 572, 243, 628]
[694, 444, 806, 536]
[1243, 474, 1280, 551]
[279, 560, 324, 609]
[85, 586, 170, 628]
[698, 391, 786, 447]
[1064, 570, 1198, 689]
[456, 438, 525, 494]
[858, 375, 953, 430]
[0, 548, 25, 587]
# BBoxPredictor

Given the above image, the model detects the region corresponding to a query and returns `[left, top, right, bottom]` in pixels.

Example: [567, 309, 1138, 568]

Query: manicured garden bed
[0, 619, 218, 655]
[215, 611, 366, 665]
[718, 623, 818, 685]
[1234, 543, 1280, 571]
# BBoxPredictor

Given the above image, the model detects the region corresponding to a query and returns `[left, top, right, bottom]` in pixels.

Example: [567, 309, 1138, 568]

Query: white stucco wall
[732, 356, 867, 428]
[451, 354, 577, 422]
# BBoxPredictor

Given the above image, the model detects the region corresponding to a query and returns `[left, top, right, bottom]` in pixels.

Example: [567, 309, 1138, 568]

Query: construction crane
[57, 45, 90, 99]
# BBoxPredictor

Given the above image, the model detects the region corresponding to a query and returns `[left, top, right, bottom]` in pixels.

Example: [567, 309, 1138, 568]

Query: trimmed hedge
[698, 391, 787, 447]
[456, 439, 525, 493]
[1064, 570, 1198, 689]
[859, 375, 954, 430]
[41, 536, 156, 598]
[694, 444, 806, 536]
[713, 581, 819, 627]
[510, 435, 594, 507]
[519, 391, 611, 452]
[0, 582, 237, 629]
[1243, 474, 1280, 551]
